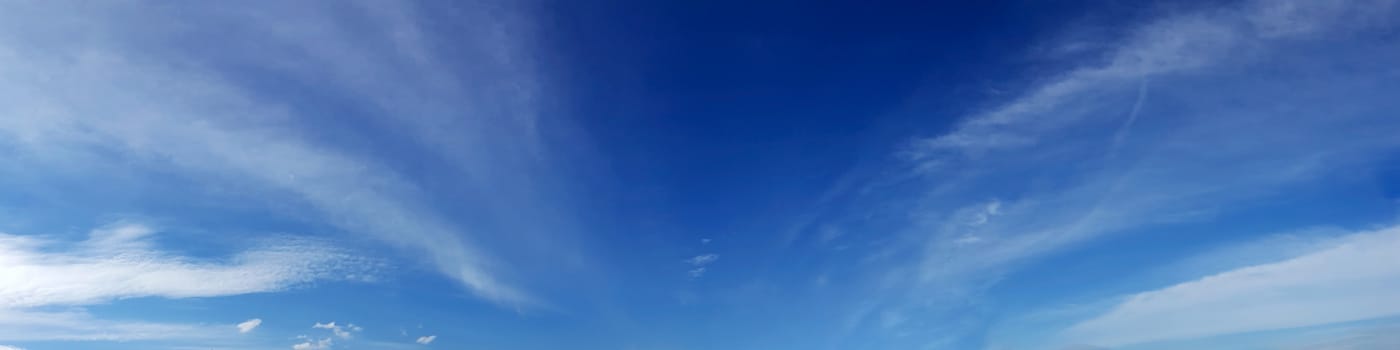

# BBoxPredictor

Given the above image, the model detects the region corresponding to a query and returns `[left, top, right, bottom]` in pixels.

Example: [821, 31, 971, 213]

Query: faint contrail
[1108, 78, 1150, 159]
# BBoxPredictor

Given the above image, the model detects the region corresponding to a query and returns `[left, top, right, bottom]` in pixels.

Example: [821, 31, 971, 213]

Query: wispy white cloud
[825, 0, 1400, 346]
[0, 223, 360, 309]
[0, 345, 23, 350]
[685, 254, 719, 278]
[416, 335, 437, 345]
[236, 319, 262, 334]
[1064, 225, 1400, 347]
[0, 0, 571, 308]
[906, 0, 1399, 161]
[893, 0, 1400, 288]
[0, 223, 357, 342]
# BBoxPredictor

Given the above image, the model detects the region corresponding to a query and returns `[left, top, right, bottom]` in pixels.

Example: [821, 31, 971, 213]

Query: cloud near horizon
[0, 223, 360, 309]
[1065, 224, 1400, 347]
[0, 223, 359, 341]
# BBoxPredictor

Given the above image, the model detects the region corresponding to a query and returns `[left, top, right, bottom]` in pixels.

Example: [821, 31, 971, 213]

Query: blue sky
[1, 0, 1399, 349]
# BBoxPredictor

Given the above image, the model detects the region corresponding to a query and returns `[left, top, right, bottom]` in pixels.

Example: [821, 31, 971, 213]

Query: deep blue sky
[1, 1, 1400, 349]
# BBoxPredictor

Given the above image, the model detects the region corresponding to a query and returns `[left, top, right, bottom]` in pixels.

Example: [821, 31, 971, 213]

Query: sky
[1, 0, 1399, 349]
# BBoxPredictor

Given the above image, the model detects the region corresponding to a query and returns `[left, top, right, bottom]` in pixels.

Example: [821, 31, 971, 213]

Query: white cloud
[0, 345, 24, 350]
[1065, 225, 1400, 346]
[890, 0, 1400, 287]
[0, 224, 355, 342]
[292, 337, 333, 350]
[313, 321, 360, 339]
[416, 335, 437, 344]
[824, 0, 1400, 345]
[0, 223, 360, 309]
[907, 0, 1398, 161]
[237, 319, 262, 334]
[293, 321, 362, 349]
[0, 0, 571, 309]
[685, 254, 718, 278]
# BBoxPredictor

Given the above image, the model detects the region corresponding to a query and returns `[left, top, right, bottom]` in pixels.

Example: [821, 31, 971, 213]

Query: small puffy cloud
[312, 321, 359, 339]
[237, 319, 262, 334]
[292, 337, 332, 350]
[0, 345, 26, 350]
[416, 335, 437, 344]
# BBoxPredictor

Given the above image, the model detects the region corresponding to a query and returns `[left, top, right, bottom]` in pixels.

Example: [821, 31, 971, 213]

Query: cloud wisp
[1064, 225, 1400, 347]
[0, 223, 361, 342]
[891, 0, 1400, 292]
[416, 335, 437, 345]
[237, 319, 262, 334]
[0, 223, 360, 309]
[817, 0, 1400, 346]
[686, 254, 719, 278]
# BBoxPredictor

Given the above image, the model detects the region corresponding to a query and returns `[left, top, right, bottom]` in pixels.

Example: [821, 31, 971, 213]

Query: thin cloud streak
[1065, 225, 1400, 347]
[416, 335, 437, 345]
[898, 0, 1400, 286]
[0, 223, 360, 309]
[237, 319, 262, 334]
[0, 309, 222, 342]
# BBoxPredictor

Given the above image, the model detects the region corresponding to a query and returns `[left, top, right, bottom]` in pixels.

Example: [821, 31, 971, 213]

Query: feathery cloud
[892, 0, 1400, 289]
[0, 223, 358, 342]
[416, 335, 437, 344]
[0, 0, 572, 308]
[0, 223, 361, 309]
[821, 0, 1400, 346]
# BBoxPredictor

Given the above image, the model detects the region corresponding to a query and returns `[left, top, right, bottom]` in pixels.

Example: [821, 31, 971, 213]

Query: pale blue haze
[1, 1, 1399, 349]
